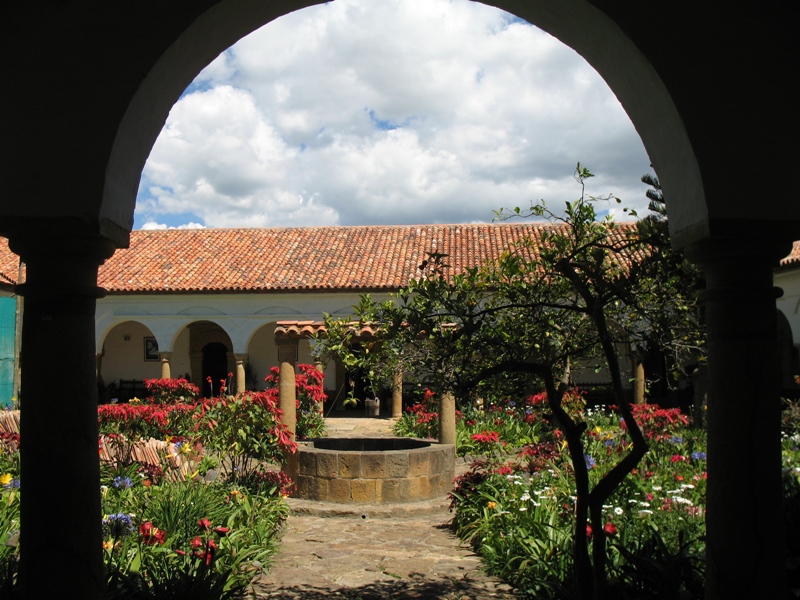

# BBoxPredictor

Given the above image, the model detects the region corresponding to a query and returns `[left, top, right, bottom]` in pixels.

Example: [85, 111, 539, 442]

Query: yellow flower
[0, 473, 11, 486]
[487, 501, 497, 509]
[102, 540, 113, 550]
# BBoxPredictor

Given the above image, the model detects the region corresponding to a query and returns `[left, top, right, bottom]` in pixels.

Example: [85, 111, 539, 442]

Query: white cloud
[141, 221, 206, 230]
[134, 0, 652, 230]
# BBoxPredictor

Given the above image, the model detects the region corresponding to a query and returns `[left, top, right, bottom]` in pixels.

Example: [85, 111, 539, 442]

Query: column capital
[8, 222, 117, 299]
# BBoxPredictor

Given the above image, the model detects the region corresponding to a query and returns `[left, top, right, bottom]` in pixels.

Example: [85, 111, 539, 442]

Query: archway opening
[202, 341, 230, 398]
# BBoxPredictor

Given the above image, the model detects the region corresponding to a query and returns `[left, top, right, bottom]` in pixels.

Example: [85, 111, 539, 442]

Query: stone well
[283, 438, 455, 504]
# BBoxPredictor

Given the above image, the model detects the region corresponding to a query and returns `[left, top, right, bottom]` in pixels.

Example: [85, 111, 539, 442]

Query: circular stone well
[283, 438, 455, 504]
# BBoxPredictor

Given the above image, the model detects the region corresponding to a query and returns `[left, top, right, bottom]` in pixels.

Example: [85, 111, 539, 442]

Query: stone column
[159, 352, 172, 379]
[632, 359, 645, 404]
[392, 368, 403, 418]
[438, 391, 456, 446]
[9, 229, 116, 600]
[234, 354, 247, 395]
[277, 340, 298, 441]
[686, 232, 791, 600]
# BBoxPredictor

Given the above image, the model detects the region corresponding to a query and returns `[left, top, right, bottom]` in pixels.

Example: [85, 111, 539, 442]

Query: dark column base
[687, 233, 792, 600]
[10, 229, 116, 600]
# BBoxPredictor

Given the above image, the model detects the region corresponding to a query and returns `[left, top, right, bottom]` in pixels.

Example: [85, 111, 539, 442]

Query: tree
[318, 165, 704, 599]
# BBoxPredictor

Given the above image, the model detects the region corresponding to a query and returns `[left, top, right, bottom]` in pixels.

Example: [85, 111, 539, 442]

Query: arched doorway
[201, 341, 230, 397]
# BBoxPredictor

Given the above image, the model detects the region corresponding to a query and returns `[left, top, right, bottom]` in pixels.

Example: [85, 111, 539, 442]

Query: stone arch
[188, 320, 235, 396]
[97, 320, 161, 400]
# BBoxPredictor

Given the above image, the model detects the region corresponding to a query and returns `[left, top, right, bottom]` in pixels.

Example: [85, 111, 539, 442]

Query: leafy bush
[144, 378, 200, 405]
[195, 391, 296, 479]
[448, 402, 709, 599]
[103, 479, 288, 599]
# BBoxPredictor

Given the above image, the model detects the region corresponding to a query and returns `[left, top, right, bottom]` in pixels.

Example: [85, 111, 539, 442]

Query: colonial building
[4, 222, 634, 406]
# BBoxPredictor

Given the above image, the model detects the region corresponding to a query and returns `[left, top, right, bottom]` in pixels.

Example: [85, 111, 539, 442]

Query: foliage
[449, 405, 708, 599]
[144, 378, 201, 405]
[264, 363, 327, 440]
[0, 438, 19, 596]
[315, 295, 402, 406]
[195, 391, 297, 480]
[102, 479, 288, 599]
[328, 165, 704, 598]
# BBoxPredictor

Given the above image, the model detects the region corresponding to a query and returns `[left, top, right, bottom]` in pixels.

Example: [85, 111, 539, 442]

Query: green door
[0, 296, 16, 408]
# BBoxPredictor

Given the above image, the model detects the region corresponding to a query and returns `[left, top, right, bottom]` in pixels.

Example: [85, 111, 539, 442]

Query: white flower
[652, 486, 662, 491]
[520, 492, 532, 502]
[614, 507, 624, 515]
[638, 510, 653, 516]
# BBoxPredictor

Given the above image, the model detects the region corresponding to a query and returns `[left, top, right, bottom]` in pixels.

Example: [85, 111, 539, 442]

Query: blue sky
[134, 0, 652, 230]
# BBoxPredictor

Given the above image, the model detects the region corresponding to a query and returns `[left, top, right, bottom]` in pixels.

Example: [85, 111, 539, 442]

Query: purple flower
[113, 476, 133, 489]
[691, 451, 707, 461]
[584, 454, 596, 469]
[102, 513, 134, 538]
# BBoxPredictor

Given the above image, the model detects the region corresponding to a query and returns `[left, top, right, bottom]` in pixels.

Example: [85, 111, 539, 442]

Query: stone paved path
[249, 416, 518, 600]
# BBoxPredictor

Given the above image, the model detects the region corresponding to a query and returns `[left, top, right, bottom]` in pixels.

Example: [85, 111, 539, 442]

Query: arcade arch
[0, 3, 796, 600]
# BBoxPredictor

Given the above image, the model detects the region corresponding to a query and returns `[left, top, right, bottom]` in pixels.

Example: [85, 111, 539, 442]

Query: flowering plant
[195, 391, 297, 479]
[144, 378, 200, 404]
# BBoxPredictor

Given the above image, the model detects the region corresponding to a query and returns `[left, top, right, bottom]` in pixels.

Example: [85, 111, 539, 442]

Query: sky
[133, 0, 653, 231]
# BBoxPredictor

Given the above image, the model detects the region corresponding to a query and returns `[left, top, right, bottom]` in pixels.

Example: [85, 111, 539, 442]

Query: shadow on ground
[253, 574, 519, 599]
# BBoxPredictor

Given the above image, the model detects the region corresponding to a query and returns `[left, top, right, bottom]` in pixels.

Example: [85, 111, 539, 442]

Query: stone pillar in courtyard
[632, 359, 645, 404]
[686, 231, 791, 600]
[234, 353, 247, 394]
[159, 352, 172, 379]
[277, 339, 298, 441]
[8, 227, 116, 600]
[439, 391, 456, 446]
[392, 368, 403, 418]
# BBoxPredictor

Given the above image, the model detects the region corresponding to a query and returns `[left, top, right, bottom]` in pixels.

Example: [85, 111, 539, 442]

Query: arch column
[8, 225, 116, 600]
[159, 352, 172, 379]
[277, 340, 298, 441]
[686, 228, 792, 600]
[234, 353, 247, 394]
[392, 368, 403, 418]
[438, 391, 456, 446]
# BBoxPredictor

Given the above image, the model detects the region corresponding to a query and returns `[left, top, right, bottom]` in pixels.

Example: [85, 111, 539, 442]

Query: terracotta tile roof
[1, 225, 799, 293]
[779, 241, 800, 270]
[97, 224, 576, 294]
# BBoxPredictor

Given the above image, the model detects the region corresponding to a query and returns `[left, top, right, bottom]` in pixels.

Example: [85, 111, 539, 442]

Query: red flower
[586, 524, 593, 539]
[213, 526, 230, 536]
[198, 518, 212, 531]
[139, 521, 166, 545]
[603, 522, 618, 536]
[470, 431, 500, 444]
[190, 536, 203, 548]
